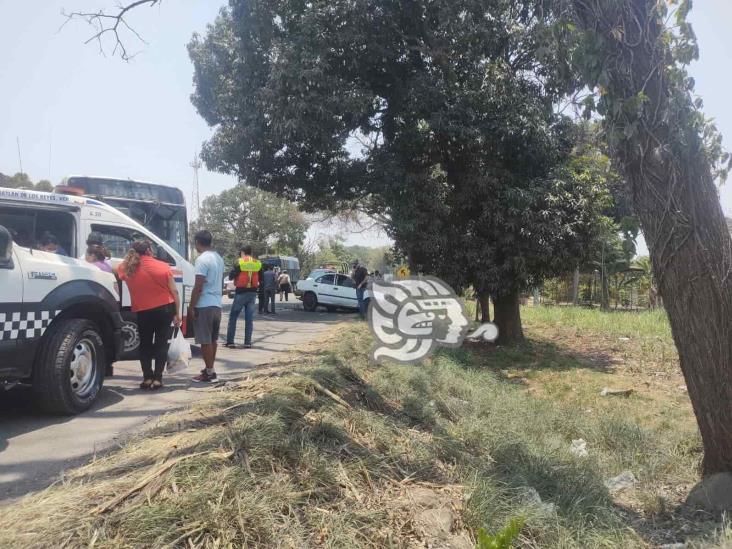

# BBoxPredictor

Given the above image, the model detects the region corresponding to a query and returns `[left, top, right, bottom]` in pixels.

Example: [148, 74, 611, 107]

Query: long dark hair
[86, 244, 108, 262]
[120, 240, 151, 278]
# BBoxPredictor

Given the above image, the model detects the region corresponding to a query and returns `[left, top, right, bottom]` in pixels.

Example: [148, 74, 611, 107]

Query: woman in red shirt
[118, 241, 181, 390]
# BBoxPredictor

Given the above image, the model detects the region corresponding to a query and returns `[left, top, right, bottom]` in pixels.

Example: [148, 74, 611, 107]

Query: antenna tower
[190, 152, 202, 221]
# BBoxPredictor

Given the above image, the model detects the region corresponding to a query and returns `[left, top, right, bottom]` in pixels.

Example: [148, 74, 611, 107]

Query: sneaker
[224, 342, 236, 349]
[244, 343, 253, 349]
[192, 369, 218, 383]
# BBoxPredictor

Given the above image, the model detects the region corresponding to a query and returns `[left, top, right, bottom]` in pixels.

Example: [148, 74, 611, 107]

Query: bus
[260, 255, 301, 281]
[56, 176, 189, 259]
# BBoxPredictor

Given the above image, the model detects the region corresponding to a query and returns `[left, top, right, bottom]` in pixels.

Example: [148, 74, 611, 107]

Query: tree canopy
[193, 183, 309, 265]
[0, 172, 54, 192]
[189, 0, 613, 342]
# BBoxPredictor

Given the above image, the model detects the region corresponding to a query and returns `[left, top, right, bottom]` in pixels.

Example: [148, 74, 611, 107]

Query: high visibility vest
[236, 256, 262, 288]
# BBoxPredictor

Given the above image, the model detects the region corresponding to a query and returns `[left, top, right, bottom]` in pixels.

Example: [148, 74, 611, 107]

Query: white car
[297, 273, 370, 312]
[294, 269, 336, 297]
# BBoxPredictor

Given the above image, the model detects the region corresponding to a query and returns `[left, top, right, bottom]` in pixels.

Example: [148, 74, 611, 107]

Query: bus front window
[147, 206, 187, 259]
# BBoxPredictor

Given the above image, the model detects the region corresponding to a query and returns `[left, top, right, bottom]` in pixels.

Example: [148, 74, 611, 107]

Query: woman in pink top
[85, 244, 113, 273]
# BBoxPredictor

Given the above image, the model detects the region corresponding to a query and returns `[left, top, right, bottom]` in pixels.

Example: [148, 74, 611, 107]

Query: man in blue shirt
[188, 230, 225, 383]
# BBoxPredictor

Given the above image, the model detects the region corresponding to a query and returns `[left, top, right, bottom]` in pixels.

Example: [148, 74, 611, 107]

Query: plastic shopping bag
[167, 328, 191, 373]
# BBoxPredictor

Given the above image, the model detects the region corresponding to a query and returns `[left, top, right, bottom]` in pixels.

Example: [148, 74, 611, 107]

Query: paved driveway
[0, 307, 351, 501]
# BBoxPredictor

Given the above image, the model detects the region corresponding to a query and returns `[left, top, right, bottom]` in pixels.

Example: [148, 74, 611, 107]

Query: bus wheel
[303, 292, 318, 312]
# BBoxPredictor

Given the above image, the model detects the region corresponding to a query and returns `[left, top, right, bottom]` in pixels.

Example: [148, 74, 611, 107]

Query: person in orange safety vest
[225, 245, 262, 349]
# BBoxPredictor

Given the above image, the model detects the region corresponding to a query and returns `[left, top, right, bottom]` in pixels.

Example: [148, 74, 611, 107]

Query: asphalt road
[0, 304, 350, 501]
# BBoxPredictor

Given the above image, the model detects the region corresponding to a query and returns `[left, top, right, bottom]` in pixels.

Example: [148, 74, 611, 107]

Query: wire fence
[531, 271, 659, 310]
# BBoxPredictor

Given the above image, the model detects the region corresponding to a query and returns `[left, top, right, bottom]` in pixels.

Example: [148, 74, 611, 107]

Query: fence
[535, 270, 657, 310]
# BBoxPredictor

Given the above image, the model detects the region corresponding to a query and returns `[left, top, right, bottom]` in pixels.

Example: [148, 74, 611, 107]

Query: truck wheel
[32, 319, 106, 415]
[303, 292, 318, 312]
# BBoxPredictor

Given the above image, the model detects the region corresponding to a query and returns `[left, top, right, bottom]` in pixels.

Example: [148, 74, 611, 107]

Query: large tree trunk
[493, 290, 524, 345]
[572, 0, 732, 474]
[478, 290, 491, 323]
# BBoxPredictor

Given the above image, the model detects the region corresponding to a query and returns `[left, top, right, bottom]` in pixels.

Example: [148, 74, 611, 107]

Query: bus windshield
[63, 176, 188, 259]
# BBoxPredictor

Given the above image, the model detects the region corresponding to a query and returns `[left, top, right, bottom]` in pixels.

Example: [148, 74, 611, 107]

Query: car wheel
[303, 292, 318, 312]
[32, 318, 106, 415]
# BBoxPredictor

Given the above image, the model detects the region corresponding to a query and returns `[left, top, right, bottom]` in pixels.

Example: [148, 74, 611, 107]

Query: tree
[565, 0, 732, 475]
[188, 0, 602, 343]
[35, 180, 54, 192]
[61, 0, 162, 61]
[192, 183, 309, 266]
[0, 172, 56, 192]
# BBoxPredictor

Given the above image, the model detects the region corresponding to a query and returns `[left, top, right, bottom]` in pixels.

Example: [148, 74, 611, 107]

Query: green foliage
[192, 183, 309, 265]
[187, 0, 614, 307]
[567, 0, 732, 182]
[0, 172, 54, 192]
[475, 517, 525, 549]
[299, 235, 391, 277]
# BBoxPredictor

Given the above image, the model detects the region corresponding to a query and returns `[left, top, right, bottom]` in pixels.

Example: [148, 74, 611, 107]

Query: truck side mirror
[0, 226, 13, 269]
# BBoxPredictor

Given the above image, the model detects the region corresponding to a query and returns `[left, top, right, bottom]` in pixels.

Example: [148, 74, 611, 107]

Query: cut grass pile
[0, 307, 728, 548]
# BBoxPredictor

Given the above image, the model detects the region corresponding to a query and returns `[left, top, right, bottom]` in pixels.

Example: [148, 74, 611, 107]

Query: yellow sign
[396, 265, 411, 278]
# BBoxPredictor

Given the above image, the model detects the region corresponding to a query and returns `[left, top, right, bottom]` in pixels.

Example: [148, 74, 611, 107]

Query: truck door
[0, 246, 24, 376]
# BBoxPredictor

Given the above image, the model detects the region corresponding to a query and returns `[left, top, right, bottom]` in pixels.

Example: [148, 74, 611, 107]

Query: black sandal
[140, 379, 153, 390]
[151, 380, 164, 390]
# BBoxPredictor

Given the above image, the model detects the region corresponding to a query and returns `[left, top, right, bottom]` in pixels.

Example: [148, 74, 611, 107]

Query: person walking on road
[117, 240, 181, 390]
[262, 264, 277, 314]
[352, 259, 369, 320]
[225, 245, 261, 349]
[277, 270, 292, 302]
[188, 230, 225, 383]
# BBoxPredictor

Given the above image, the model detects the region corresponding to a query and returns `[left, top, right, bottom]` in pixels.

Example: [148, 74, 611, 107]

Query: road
[0, 305, 349, 501]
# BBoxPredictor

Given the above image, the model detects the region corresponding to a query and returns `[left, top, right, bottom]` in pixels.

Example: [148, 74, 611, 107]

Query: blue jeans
[227, 292, 257, 345]
[356, 288, 367, 318]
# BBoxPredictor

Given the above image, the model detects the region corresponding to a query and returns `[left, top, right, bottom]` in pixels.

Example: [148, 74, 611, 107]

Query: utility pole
[16, 137, 23, 175]
[190, 152, 202, 222]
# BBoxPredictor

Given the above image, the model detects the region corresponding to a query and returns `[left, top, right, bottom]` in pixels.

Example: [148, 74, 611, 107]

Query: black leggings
[137, 303, 175, 381]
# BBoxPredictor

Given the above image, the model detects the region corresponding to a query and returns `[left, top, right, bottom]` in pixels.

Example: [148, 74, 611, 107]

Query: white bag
[167, 328, 191, 373]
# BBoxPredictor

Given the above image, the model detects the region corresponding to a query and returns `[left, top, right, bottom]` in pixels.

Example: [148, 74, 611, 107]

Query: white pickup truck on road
[0, 225, 123, 414]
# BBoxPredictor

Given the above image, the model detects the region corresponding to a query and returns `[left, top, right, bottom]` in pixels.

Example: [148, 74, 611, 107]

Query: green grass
[0, 308, 718, 548]
[521, 306, 671, 340]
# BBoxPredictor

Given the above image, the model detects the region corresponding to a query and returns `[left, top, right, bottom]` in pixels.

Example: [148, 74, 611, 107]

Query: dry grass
[0, 307, 725, 548]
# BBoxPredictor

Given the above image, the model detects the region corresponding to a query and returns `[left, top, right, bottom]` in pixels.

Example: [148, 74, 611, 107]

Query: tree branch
[61, 0, 161, 61]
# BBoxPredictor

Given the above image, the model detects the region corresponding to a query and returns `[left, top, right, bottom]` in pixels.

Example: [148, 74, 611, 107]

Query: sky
[0, 0, 389, 248]
[0, 1, 731, 254]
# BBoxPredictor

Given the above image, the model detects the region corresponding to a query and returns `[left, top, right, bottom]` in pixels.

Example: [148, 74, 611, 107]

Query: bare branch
[61, 0, 161, 61]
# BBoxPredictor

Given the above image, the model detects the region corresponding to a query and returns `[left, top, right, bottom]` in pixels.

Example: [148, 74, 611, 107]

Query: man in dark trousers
[258, 262, 267, 314]
[225, 245, 261, 349]
[262, 264, 277, 314]
[352, 259, 369, 319]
